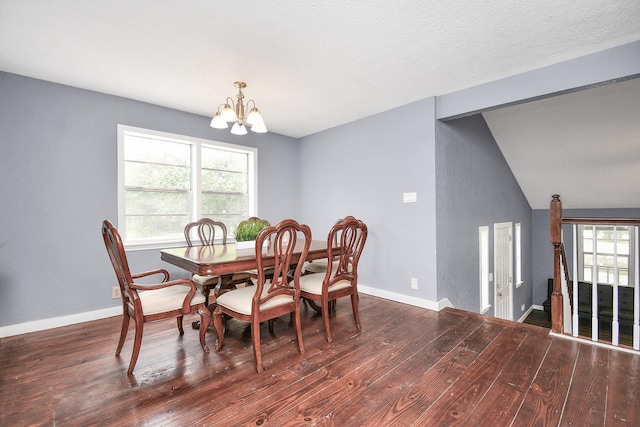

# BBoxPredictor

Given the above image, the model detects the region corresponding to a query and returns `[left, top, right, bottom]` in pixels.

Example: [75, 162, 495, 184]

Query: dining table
[161, 239, 331, 328]
[160, 239, 331, 277]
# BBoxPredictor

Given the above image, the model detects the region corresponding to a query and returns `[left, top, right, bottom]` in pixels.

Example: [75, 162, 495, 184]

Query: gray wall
[532, 207, 640, 305]
[299, 98, 439, 302]
[0, 72, 299, 327]
[435, 114, 533, 316]
[3, 42, 637, 331]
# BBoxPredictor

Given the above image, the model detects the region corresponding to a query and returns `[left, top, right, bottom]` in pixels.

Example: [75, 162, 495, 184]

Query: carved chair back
[184, 218, 228, 246]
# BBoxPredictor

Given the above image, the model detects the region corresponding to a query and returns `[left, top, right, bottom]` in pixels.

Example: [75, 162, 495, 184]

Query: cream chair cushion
[137, 285, 206, 315]
[192, 274, 220, 287]
[304, 261, 329, 274]
[298, 273, 352, 295]
[216, 284, 293, 316]
[304, 260, 351, 275]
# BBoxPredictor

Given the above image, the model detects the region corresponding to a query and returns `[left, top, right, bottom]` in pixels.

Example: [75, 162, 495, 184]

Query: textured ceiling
[1, 1, 639, 209]
[1, 0, 639, 138]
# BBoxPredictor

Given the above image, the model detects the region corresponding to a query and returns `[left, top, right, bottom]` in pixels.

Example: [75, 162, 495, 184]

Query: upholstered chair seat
[138, 285, 206, 315]
[216, 283, 293, 316]
[299, 273, 352, 295]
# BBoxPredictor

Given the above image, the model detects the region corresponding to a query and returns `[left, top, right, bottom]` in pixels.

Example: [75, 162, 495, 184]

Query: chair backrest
[102, 220, 137, 303]
[325, 215, 368, 285]
[253, 219, 312, 309]
[184, 218, 228, 246]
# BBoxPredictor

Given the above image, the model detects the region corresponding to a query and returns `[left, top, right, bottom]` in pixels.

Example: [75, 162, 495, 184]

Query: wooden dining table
[161, 239, 330, 328]
[160, 239, 331, 277]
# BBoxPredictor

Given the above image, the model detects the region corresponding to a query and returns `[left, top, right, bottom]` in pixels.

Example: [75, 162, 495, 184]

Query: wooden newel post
[550, 194, 563, 334]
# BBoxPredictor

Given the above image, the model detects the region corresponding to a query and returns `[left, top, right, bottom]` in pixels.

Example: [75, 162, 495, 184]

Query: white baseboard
[0, 306, 121, 338]
[358, 285, 453, 312]
[0, 286, 452, 338]
[517, 305, 535, 323]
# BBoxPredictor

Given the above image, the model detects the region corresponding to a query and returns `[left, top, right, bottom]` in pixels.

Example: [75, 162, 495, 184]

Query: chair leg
[251, 321, 263, 373]
[202, 285, 212, 306]
[198, 308, 210, 352]
[268, 319, 275, 334]
[128, 316, 144, 375]
[351, 293, 361, 331]
[294, 303, 305, 355]
[116, 311, 130, 356]
[177, 315, 184, 335]
[322, 297, 333, 342]
[213, 306, 225, 352]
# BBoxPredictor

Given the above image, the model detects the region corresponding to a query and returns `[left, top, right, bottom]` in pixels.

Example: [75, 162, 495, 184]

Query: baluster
[592, 225, 599, 341]
[634, 225, 639, 350]
[572, 224, 579, 337]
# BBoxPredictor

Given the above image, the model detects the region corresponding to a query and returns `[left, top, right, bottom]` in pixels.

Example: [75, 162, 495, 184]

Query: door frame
[494, 222, 513, 321]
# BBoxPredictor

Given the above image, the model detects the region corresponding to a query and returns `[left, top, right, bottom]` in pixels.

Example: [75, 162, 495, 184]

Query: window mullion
[192, 142, 201, 222]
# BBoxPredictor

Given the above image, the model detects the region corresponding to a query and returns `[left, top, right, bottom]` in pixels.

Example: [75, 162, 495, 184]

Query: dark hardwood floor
[2, 295, 639, 426]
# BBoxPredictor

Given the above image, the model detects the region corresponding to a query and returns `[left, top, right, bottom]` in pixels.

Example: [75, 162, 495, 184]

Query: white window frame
[577, 224, 636, 286]
[479, 225, 491, 313]
[117, 125, 258, 250]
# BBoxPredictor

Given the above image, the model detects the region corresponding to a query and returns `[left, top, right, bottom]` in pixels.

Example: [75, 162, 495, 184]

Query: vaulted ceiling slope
[484, 78, 640, 210]
[1, 1, 639, 209]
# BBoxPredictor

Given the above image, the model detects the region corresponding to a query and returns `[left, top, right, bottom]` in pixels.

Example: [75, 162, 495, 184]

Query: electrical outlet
[410, 277, 418, 290]
[521, 304, 526, 312]
[112, 286, 121, 299]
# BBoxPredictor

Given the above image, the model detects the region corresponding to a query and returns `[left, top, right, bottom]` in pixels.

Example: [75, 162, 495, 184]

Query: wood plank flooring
[2, 295, 639, 426]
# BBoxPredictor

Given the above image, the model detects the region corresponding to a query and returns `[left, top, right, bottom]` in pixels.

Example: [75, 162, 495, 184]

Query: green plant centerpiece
[235, 217, 271, 244]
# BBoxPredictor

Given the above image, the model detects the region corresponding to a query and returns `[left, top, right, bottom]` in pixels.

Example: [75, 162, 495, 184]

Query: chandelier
[209, 81, 267, 135]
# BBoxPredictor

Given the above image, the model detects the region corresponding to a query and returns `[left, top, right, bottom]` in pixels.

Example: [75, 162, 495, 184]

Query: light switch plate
[403, 192, 417, 203]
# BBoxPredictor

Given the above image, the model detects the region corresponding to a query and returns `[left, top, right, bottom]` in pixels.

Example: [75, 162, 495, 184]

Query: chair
[102, 220, 209, 375]
[184, 218, 252, 304]
[299, 215, 368, 342]
[303, 218, 344, 275]
[213, 219, 311, 373]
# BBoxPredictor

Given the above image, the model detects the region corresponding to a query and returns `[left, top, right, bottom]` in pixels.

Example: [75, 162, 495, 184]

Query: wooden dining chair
[213, 219, 311, 373]
[303, 217, 344, 275]
[184, 218, 251, 304]
[299, 216, 368, 342]
[102, 220, 209, 375]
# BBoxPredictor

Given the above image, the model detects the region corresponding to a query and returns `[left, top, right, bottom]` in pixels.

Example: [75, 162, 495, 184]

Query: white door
[494, 222, 513, 320]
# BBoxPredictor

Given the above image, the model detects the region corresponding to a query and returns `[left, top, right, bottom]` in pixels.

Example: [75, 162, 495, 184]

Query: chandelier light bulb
[245, 108, 263, 126]
[250, 121, 267, 133]
[210, 113, 228, 129]
[210, 82, 267, 135]
[221, 104, 238, 122]
[231, 122, 248, 135]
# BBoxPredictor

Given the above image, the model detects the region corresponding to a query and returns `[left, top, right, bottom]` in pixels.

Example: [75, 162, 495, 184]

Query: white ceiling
[484, 78, 640, 209]
[1, 1, 639, 209]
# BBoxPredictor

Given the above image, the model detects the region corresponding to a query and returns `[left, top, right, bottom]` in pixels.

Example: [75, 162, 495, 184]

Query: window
[479, 226, 490, 313]
[578, 225, 635, 286]
[117, 125, 257, 248]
